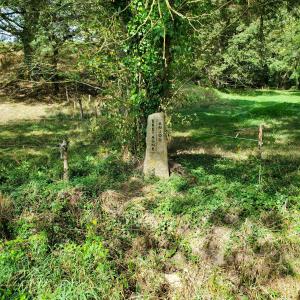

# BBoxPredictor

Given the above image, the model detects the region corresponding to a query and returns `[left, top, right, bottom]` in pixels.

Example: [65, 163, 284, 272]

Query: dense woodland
[0, 1, 300, 299]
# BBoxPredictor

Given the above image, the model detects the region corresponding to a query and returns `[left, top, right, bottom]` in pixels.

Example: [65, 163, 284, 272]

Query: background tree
[36, 0, 79, 93]
[0, 0, 46, 76]
[193, 0, 300, 88]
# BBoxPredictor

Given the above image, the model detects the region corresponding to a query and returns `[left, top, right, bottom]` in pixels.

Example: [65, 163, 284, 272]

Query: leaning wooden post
[75, 83, 84, 120]
[94, 97, 100, 118]
[78, 97, 84, 120]
[258, 124, 263, 184]
[65, 87, 70, 103]
[60, 139, 69, 181]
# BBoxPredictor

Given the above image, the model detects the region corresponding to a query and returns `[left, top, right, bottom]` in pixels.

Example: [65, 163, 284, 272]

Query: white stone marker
[143, 112, 169, 179]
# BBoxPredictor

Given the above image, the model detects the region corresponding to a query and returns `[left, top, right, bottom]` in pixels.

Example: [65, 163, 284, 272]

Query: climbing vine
[123, 0, 182, 154]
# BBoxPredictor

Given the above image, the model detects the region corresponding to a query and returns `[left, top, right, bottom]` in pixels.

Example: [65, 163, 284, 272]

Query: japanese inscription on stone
[150, 118, 164, 152]
[144, 112, 169, 179]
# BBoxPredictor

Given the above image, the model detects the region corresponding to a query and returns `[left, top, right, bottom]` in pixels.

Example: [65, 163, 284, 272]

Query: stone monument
[144, 112, 169, 179]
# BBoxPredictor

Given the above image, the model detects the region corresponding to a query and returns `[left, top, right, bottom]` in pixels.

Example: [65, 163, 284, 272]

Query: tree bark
[21, 35, 34, 78]
[258, 13, 269, 87]
[51, 46, 60, 95]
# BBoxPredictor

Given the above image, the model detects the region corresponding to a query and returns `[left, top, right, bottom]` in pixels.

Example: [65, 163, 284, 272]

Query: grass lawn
[0, 88, 299, 299]
[172, 87, 300, 155]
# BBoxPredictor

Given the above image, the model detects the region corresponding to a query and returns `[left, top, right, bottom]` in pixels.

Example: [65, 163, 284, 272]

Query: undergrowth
[0, 88, 299, 299]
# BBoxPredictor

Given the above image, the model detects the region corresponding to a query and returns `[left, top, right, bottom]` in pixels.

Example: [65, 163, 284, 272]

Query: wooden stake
[78, 97, 84, 120]
[258, 124, 263, 185]
[258, 124, 263, 154]
[65, 87, 70, 103]
[60, 139, 69, 181]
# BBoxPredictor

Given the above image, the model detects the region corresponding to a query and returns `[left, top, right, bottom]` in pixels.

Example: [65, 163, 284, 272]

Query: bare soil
[0, 98, 66, 124]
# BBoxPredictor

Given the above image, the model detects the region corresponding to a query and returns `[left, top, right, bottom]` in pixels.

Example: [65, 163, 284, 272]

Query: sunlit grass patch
[171, 87, 300, 162]
[218, 89, 300, 104]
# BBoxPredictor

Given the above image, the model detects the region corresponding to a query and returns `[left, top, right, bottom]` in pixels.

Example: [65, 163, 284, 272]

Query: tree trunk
[258, 13, 269, 87]
[21, 35, 33, 79]
[161, 33, 172, 99]
[21, 7, 39, 79]
[51, 46, 60, 95]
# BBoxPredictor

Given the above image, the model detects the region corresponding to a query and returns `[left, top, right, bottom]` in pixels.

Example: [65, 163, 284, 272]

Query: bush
[0, 234, 124, 299]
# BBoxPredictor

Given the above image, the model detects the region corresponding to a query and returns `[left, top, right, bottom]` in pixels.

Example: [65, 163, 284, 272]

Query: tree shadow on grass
[175, 99, 300, 125]
[170, 95, 300, 218]
[172, 97, 300, 155]
[288, 91, 300, 96]
[172, 152, 299, 194]
[167, 90, 300, 229]
[218, 89, 281, 97]
[0, 113, 137, 215]
[0, 112, 108, 154]
[165, 151, 299, 231]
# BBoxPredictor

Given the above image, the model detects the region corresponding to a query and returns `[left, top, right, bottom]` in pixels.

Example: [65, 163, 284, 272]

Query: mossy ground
[0, 88, 299, 299]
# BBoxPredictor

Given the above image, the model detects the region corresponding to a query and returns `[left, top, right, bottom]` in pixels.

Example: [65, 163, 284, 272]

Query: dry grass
[0, 193, 13, 239]
[0, 98, 69, 124]
[0, 193, 13, 222]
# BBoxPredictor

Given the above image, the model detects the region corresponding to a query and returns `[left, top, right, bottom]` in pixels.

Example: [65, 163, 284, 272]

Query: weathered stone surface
[143, 112, 169, 179]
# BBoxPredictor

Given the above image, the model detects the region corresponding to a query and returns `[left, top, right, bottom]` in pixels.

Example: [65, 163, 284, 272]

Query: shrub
[0, 234, 124, 299]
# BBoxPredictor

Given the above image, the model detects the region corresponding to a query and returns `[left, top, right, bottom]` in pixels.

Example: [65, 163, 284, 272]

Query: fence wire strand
[0, 124, 290, 150]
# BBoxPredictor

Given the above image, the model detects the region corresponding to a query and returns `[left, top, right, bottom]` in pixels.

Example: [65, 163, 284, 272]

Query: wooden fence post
[258, 124, 263, 155]
[66, 87, 70, 103]
[78, 97, 84, 120]
[75, 83, 84, 120]
[258, 124, 263, 184]
[93, 97, 99, 118]
[60, 139, 69, 181]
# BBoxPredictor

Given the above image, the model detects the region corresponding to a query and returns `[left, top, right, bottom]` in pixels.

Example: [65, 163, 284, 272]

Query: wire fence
[1, 122, 298, 187]
[200, 132, 259, 143]
[0, 125, 286, 150]
[0, 123, 297, 154]
[0, 142, 101, 150]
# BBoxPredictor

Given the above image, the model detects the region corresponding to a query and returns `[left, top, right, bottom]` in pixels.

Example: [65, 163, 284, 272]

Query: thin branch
[0, 11, 24, 30]
[111, 0, 134, 18]
[165, 0, 186, 19]
[16, 79, 103, 91]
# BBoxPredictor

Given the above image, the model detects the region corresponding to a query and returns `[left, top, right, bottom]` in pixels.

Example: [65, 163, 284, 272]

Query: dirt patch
[100, 190, 127, 216]
[0, 100, 66, 124]
[189, 226, 232, 267]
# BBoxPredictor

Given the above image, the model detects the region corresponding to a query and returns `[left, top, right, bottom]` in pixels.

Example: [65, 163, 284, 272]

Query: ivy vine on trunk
[121, 0, 182, 154]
